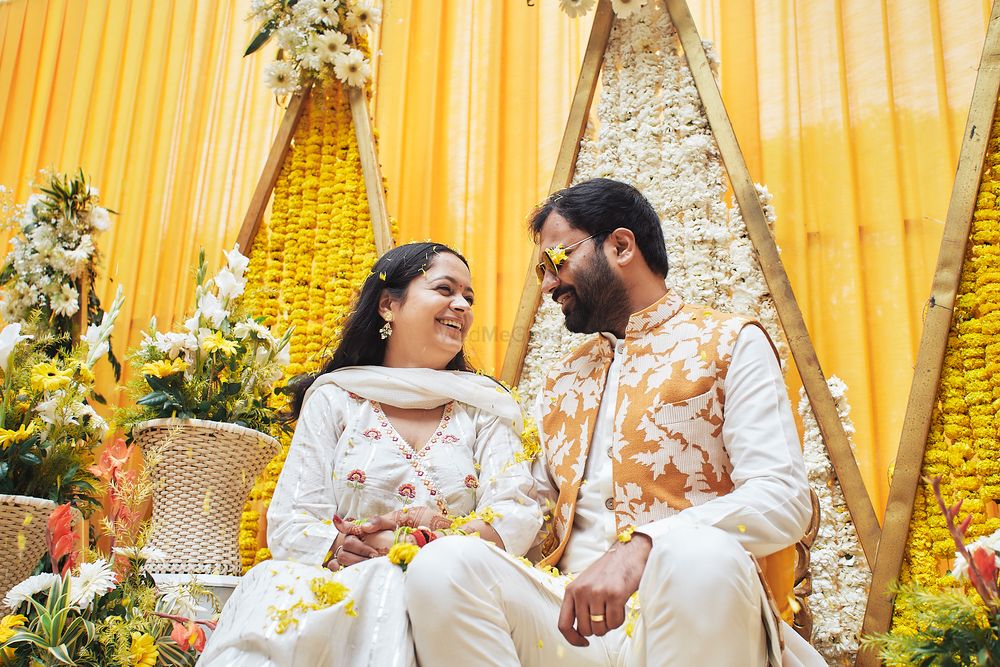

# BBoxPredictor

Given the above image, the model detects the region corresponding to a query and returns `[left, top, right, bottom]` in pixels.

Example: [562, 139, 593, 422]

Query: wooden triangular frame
[856, 3, 1000, 663]
[499, 0, 881, 567]
[235, 84, 393, 257]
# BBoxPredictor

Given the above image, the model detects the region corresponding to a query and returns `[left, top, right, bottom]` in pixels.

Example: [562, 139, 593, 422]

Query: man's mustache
[552, 287, 575, 304]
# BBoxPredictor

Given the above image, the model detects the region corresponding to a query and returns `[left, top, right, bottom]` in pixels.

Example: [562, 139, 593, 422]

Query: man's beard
[554, 252, 632, 334]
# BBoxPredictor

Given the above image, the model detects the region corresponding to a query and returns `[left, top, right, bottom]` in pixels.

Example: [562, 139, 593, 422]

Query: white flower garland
[799, 378, 869, 664]
[518, 7, 869, 659]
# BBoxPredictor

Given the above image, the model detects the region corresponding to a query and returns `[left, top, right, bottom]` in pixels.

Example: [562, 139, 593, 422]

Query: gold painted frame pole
[236, 89, 310, 252]
[349, 86, 393, 256]
[856, 4, 1000, 663]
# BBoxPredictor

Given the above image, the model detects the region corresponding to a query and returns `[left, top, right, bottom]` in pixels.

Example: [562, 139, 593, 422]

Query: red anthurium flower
[972, 547, 999, 586]
[46, 503, 79, 575]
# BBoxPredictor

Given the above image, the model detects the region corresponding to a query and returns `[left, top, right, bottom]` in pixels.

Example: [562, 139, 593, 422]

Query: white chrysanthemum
[333, 48, 371, 87]
[610, 0, 647, 18]
[318, 29, 349, 64]
[113, 545, 167, 562]
[89, 206, 111, 231]
[4, 573, 60, 609]
[309, 0, 340, 26]
[558, 0, 596, 18]
[275, 25, 305, 51]
[263, 60, 299, 96]
[344, 1, 381, 31]
[69, 559, 117, 611]
[50, 282, 81, 317]
[300, 35, 326, 71]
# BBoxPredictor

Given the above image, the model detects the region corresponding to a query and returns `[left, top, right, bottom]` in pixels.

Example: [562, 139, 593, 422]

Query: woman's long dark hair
[282, 242, 473, 421]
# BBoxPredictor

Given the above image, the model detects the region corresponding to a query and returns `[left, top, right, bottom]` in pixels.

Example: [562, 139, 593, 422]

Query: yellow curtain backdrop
[0, 0, 993, 514]
[0, 0, 283, 403]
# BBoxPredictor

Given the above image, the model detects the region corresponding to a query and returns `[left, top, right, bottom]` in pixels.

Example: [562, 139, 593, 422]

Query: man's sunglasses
[534, 234, 598, 284]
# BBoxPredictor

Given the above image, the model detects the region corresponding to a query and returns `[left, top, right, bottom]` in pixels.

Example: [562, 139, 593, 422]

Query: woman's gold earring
[380, 312, 393, 340]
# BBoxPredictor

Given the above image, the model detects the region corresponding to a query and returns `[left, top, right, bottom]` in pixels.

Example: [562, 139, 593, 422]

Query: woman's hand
[334, 509, 451, 537]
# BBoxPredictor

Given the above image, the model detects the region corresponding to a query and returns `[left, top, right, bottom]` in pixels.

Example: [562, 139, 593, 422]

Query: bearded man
[406, 178, 826, 666]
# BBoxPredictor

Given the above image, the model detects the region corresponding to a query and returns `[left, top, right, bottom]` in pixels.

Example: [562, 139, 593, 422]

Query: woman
[199, 242, 542, 666]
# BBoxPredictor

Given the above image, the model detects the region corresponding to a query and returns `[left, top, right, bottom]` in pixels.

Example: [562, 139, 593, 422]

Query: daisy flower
[333, 49, 371, 87]
[69, 559, 117, 611]
[3, 573, 60, 609]
[558, 0, 597, 18]
[611, 0, 647, 19]
[263, 60, 299, 96]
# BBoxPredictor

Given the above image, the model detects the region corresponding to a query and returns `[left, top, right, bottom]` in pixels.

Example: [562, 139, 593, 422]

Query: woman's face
[381, 252, 474, 369]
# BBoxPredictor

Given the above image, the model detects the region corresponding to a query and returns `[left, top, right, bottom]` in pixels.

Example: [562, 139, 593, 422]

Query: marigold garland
[238, 66, 396, 572]
[891, 114, 1000, 635]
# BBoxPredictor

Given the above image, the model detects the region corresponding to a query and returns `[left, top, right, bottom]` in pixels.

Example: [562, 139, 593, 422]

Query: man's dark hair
[528, 178, 669, 277]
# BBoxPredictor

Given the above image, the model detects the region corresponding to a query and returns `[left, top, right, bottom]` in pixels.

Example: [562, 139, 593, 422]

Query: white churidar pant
[407, 527, 780, 667]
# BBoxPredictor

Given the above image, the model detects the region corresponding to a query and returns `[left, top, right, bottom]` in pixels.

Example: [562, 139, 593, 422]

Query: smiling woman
[198, 241, 542, 667]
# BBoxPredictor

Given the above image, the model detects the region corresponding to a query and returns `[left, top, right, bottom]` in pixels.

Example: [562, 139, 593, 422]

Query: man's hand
[557, 533, 652, 646]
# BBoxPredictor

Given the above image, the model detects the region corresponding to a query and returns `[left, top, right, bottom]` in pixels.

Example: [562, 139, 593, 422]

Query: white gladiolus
[0, 322, 32, 374]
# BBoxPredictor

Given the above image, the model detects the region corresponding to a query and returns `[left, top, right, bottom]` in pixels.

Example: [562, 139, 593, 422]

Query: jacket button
[605, 498, 614, 511]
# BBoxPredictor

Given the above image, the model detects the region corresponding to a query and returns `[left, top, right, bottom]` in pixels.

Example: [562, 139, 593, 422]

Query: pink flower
[397, 483, 416, 499]
[464, 475, 479, 489]
[363, 428, 382, 440]
[346, 469, 366, 485]
[442, 434, 459, 444]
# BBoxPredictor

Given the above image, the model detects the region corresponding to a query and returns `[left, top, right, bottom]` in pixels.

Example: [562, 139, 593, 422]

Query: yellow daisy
[202, 331, 239, 357]
[141, 358, 188, 379]
[29, 362, 73, 392]
[128, 632, 158, 667]
[0, 422, 37, 450]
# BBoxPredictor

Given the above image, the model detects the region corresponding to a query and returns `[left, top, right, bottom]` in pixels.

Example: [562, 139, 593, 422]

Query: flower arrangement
[892, 113, 1000, 636]
[0, 433, 217, 666]
[867, 477, 1000, 664]
[0, 173, 120, 374]
[0, 288, 122, 510]
[118, 245, 292, 437]
[238, 69, 395, 569]
[246, 0, 382, 95]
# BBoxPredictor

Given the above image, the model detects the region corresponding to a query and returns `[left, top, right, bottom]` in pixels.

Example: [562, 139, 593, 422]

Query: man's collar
[621, 289, 683, 338]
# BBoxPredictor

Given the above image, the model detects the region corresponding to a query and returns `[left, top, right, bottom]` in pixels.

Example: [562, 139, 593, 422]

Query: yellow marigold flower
[29, 362, 73, 392]
[545, 244, 568, 266]
[387, 542, 420, 568]
[0, 422, 36, 450]
[617, 525, 635, 543]
[0, 614, 27, 642]
[128, 632, 158, 667]
[202, 331, 239, 357]
[141, 358, 188, 378]
[310, 577, 351, 607]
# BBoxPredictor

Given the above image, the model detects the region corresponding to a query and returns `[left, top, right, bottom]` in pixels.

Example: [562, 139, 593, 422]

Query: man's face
[536, 212, 631, 334]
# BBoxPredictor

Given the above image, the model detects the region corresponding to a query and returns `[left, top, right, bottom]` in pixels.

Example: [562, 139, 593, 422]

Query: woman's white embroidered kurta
[199, 383, 540, 667]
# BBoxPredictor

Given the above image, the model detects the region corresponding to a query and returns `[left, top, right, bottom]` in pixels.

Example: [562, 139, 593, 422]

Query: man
[406, 178, 825, 665]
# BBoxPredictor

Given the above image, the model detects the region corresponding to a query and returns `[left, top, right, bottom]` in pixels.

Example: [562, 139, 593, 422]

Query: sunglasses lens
[534, 262, 546, 283]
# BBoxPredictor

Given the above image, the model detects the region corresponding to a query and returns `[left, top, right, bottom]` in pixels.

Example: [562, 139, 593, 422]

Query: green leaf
[18, 451, 42, 466]
[46, 643, 77, 665]
[244, 19, 277, 56]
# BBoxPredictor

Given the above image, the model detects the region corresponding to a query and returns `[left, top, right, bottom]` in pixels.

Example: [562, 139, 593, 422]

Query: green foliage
[865, 584, 1000, 666]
